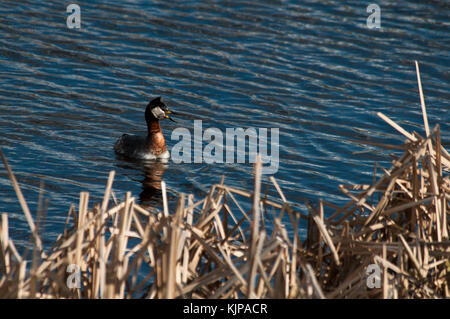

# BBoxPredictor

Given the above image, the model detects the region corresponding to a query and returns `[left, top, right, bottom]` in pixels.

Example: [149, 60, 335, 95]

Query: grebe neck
[147, 118, 163, 135]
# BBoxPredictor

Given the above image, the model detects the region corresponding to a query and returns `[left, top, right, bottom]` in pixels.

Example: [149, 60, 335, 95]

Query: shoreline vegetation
[0, 62, 449, 299]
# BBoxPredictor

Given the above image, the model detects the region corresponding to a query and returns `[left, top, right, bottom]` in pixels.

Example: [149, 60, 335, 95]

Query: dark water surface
[0, 1, 449, 246]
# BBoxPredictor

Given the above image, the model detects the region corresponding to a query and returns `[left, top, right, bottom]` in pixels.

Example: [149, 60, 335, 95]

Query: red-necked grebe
[114, 97, 175, 160]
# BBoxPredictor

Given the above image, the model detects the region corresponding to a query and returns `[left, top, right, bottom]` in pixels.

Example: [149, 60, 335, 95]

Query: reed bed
[0, 62, 449, 298]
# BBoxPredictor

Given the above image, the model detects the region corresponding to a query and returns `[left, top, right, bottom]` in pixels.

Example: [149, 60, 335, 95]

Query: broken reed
[0, 61, 449, 298]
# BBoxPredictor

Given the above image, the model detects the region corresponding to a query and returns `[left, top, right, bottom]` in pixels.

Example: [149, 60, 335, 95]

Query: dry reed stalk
[0, 150, 43, 254]
[313, 215, 340, 266]
[0, 214, 10, 276]
[247, 155, 262, 298]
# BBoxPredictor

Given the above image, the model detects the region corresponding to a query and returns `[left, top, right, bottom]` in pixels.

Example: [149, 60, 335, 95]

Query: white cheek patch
[151, 106, 165, 119]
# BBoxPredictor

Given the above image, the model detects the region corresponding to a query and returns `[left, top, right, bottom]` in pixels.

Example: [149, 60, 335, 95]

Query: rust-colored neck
[147, 118, 162, 134]
[146, 118, 167, 155]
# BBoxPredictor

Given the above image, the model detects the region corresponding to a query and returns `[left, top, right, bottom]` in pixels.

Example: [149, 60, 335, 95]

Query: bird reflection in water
[114, 156, 168, 207]
[139, 160, 167, 205]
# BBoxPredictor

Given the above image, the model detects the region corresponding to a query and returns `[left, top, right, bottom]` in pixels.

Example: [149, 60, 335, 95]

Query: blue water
[0, 1, 449, 246]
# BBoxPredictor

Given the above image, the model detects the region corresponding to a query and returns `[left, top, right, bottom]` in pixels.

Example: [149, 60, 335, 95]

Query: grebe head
[145, 96, 176, 124]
